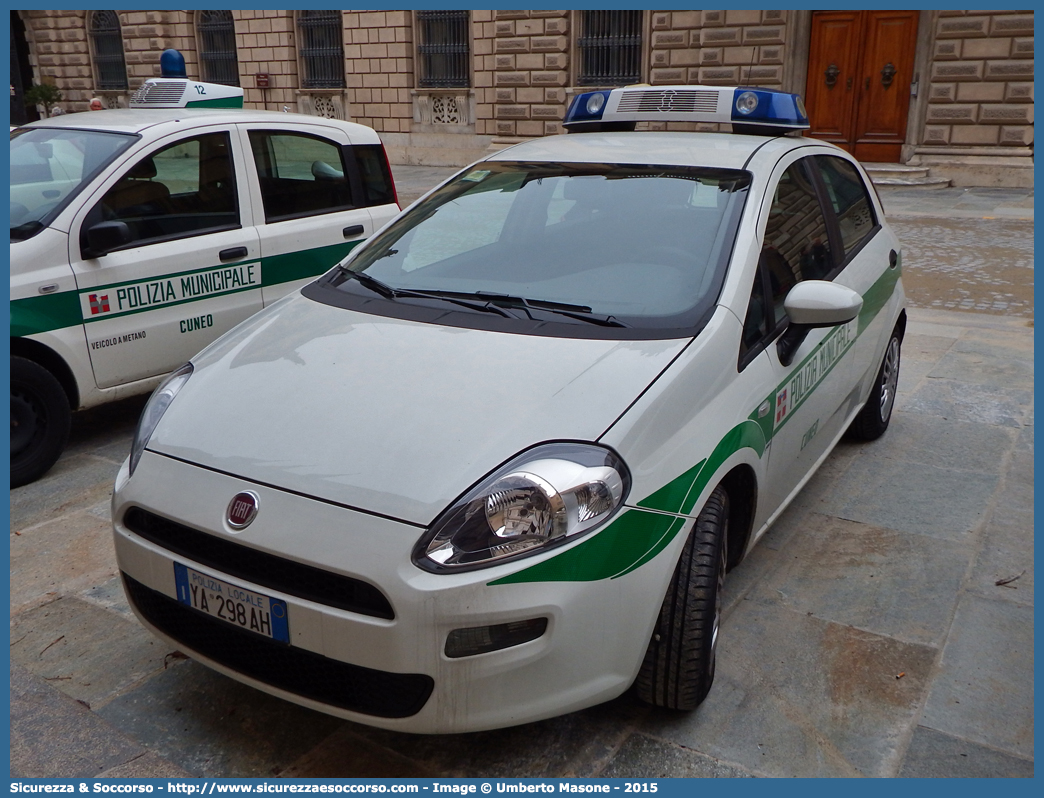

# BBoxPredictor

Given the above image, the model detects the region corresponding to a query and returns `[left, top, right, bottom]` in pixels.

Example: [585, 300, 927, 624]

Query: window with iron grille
[197, 10, 240, 87]
[89, 10, 128, 91]
[577, 10, 643, 86]
[417, 10, 470, 89]
[298, 10, 345, 90]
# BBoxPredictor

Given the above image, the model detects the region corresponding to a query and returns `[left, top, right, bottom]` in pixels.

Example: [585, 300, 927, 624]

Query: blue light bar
[563, 85, 810, 135]
[564, 91, 610, 125]
[731, 88, 808, 128]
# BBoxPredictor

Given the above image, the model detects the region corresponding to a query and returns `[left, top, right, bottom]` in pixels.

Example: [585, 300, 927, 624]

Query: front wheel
[11, 356, 71, 487]
[849, 330, 901, 441]
[636, 485, 728, 710]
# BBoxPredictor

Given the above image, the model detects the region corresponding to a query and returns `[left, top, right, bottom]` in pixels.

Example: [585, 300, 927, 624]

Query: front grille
[616, 89, 719, 114]
[123, 507, 394, 619]
[123, 574, 433, 718]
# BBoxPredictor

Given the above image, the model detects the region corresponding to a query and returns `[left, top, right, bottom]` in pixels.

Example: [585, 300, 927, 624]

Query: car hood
[148, 294, 691, 526]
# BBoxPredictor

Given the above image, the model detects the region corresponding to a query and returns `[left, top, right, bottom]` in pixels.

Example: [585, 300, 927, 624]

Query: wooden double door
[804, 10, 919, 163]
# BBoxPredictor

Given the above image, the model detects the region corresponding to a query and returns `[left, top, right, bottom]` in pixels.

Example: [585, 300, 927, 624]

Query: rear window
[355, 144, 395, 207]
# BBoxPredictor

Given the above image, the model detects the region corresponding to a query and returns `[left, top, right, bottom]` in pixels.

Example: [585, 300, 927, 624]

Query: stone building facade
[12, 9, 1033, 186]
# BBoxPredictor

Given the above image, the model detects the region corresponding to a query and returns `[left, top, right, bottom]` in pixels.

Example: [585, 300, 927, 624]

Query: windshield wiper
[334, 274, 627, 326]
[422, 290, 631, 328]
[336, 269, 516, 318]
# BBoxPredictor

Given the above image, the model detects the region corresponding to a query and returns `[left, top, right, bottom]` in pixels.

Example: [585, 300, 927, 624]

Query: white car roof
[19, 108, 383, 144]
[487, 131, 826, 171]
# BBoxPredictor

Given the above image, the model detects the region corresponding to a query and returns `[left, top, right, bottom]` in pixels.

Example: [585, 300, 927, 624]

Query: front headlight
[129, 363, 193, 476]
[413, 442, 630, 572]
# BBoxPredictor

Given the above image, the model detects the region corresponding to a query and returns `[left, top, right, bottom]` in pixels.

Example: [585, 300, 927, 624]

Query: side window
[739, 159, 834, 363]
[90, 132, 238, 247]
[815, 155, 877, 260]
[740, 268, 769, 359]
[249, 131, 354, 222]
[763, 160, 834, 324]
[354, 144, 396, 207]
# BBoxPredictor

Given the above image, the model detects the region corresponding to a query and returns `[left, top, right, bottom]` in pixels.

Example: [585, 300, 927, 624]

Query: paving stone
[921, 594, 1033, 759]
[902, 378, 1032, 428]
[10, 596, 176, 709]
[95, 660, 344, 778]
[851, 413, 1015, 474]
[79, 574, 138, 620]
[10, 661, 146, 778]
[350, 693, 649, 777]
[1007, 435, 1033, 486]
[952, 328, 1034, 361]
[967, 480, 1033, 606]
[10, 508, 119, 613]
[898, 725, 1034, 777]
[278, 724, 436, 777]
[752, 514, 971, 647]
[890, 217, 1033, 318]
[598, 733, 755, 778]
[900, 332, 959, 360]
[640, 601, 937, 777]
[927, 350, 1033, 391]
[10, 455, 119, 531]
[818, 457, 998, 541]
[96, 752, 195, 779]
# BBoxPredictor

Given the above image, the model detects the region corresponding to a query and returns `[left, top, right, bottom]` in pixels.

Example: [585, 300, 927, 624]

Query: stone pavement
[8, 171, 1034, 779]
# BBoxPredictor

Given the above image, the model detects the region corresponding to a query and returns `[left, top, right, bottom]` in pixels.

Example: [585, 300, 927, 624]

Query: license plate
[174, 563, 289, 643]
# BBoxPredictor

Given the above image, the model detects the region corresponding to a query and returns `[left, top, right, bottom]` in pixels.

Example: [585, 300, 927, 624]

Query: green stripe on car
[261, 241, 360, 287]
[9, 241, 362, 338]
[492, 264, 901, 586]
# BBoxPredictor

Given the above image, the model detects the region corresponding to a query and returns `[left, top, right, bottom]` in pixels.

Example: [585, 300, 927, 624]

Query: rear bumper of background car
[112, 451, 676, 733]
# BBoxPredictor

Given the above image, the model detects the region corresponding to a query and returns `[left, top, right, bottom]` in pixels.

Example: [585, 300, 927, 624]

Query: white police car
[111, 85, 905, 733]
[10, 54, 399, 486]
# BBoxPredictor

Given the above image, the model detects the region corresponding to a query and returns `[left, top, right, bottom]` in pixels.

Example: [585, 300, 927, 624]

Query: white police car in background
[10, 50, 399, 486]
[111, 85, 905, 733]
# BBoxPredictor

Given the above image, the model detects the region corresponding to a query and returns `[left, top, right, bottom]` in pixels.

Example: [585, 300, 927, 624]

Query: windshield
[10, 127, 137, 241]
[317, 161, 749, 336]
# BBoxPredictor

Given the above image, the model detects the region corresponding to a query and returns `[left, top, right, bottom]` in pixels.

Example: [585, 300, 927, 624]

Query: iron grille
[577, 10, 642, 87]
[417, 10, 470, 89]
[298, 10, 345, 89]
[90, 10, 128, 90]
[198, 10, 240, 86]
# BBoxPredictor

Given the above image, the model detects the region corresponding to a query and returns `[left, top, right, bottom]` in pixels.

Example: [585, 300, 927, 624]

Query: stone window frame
[195, 10, 241, 87]
[411, 10, 476, 131]
[296, 10, 347, 90]
[88, 10, 128, 92]
[415, 10, 472, 89]
[571, 10, 648, 88]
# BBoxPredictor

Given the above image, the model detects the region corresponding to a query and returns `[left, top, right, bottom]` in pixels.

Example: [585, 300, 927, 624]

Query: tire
[11, 356, 71, 488]
[636, 485, 728, 710]
[849, 330, 901, 442]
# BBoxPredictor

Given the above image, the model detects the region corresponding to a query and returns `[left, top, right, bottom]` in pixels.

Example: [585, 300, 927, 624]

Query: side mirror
[777, 281, 862, 366]
[84, 220, 132, 258]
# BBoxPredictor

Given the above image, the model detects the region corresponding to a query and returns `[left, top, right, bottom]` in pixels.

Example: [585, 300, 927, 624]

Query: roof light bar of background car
[129, 49, 245, 109]
[563, 85, 809, 135]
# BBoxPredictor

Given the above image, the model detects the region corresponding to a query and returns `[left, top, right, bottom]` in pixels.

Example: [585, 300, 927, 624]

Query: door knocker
[824, 63, 840, 89]
[880, 62, 897, 89]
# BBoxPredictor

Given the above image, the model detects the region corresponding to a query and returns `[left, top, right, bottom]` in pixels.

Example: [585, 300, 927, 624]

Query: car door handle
[219, 247, 248, 262]
[343, 225, 365, 239]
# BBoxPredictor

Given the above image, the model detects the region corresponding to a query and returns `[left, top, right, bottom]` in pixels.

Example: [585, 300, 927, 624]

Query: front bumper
[112, 451, 676, 733]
